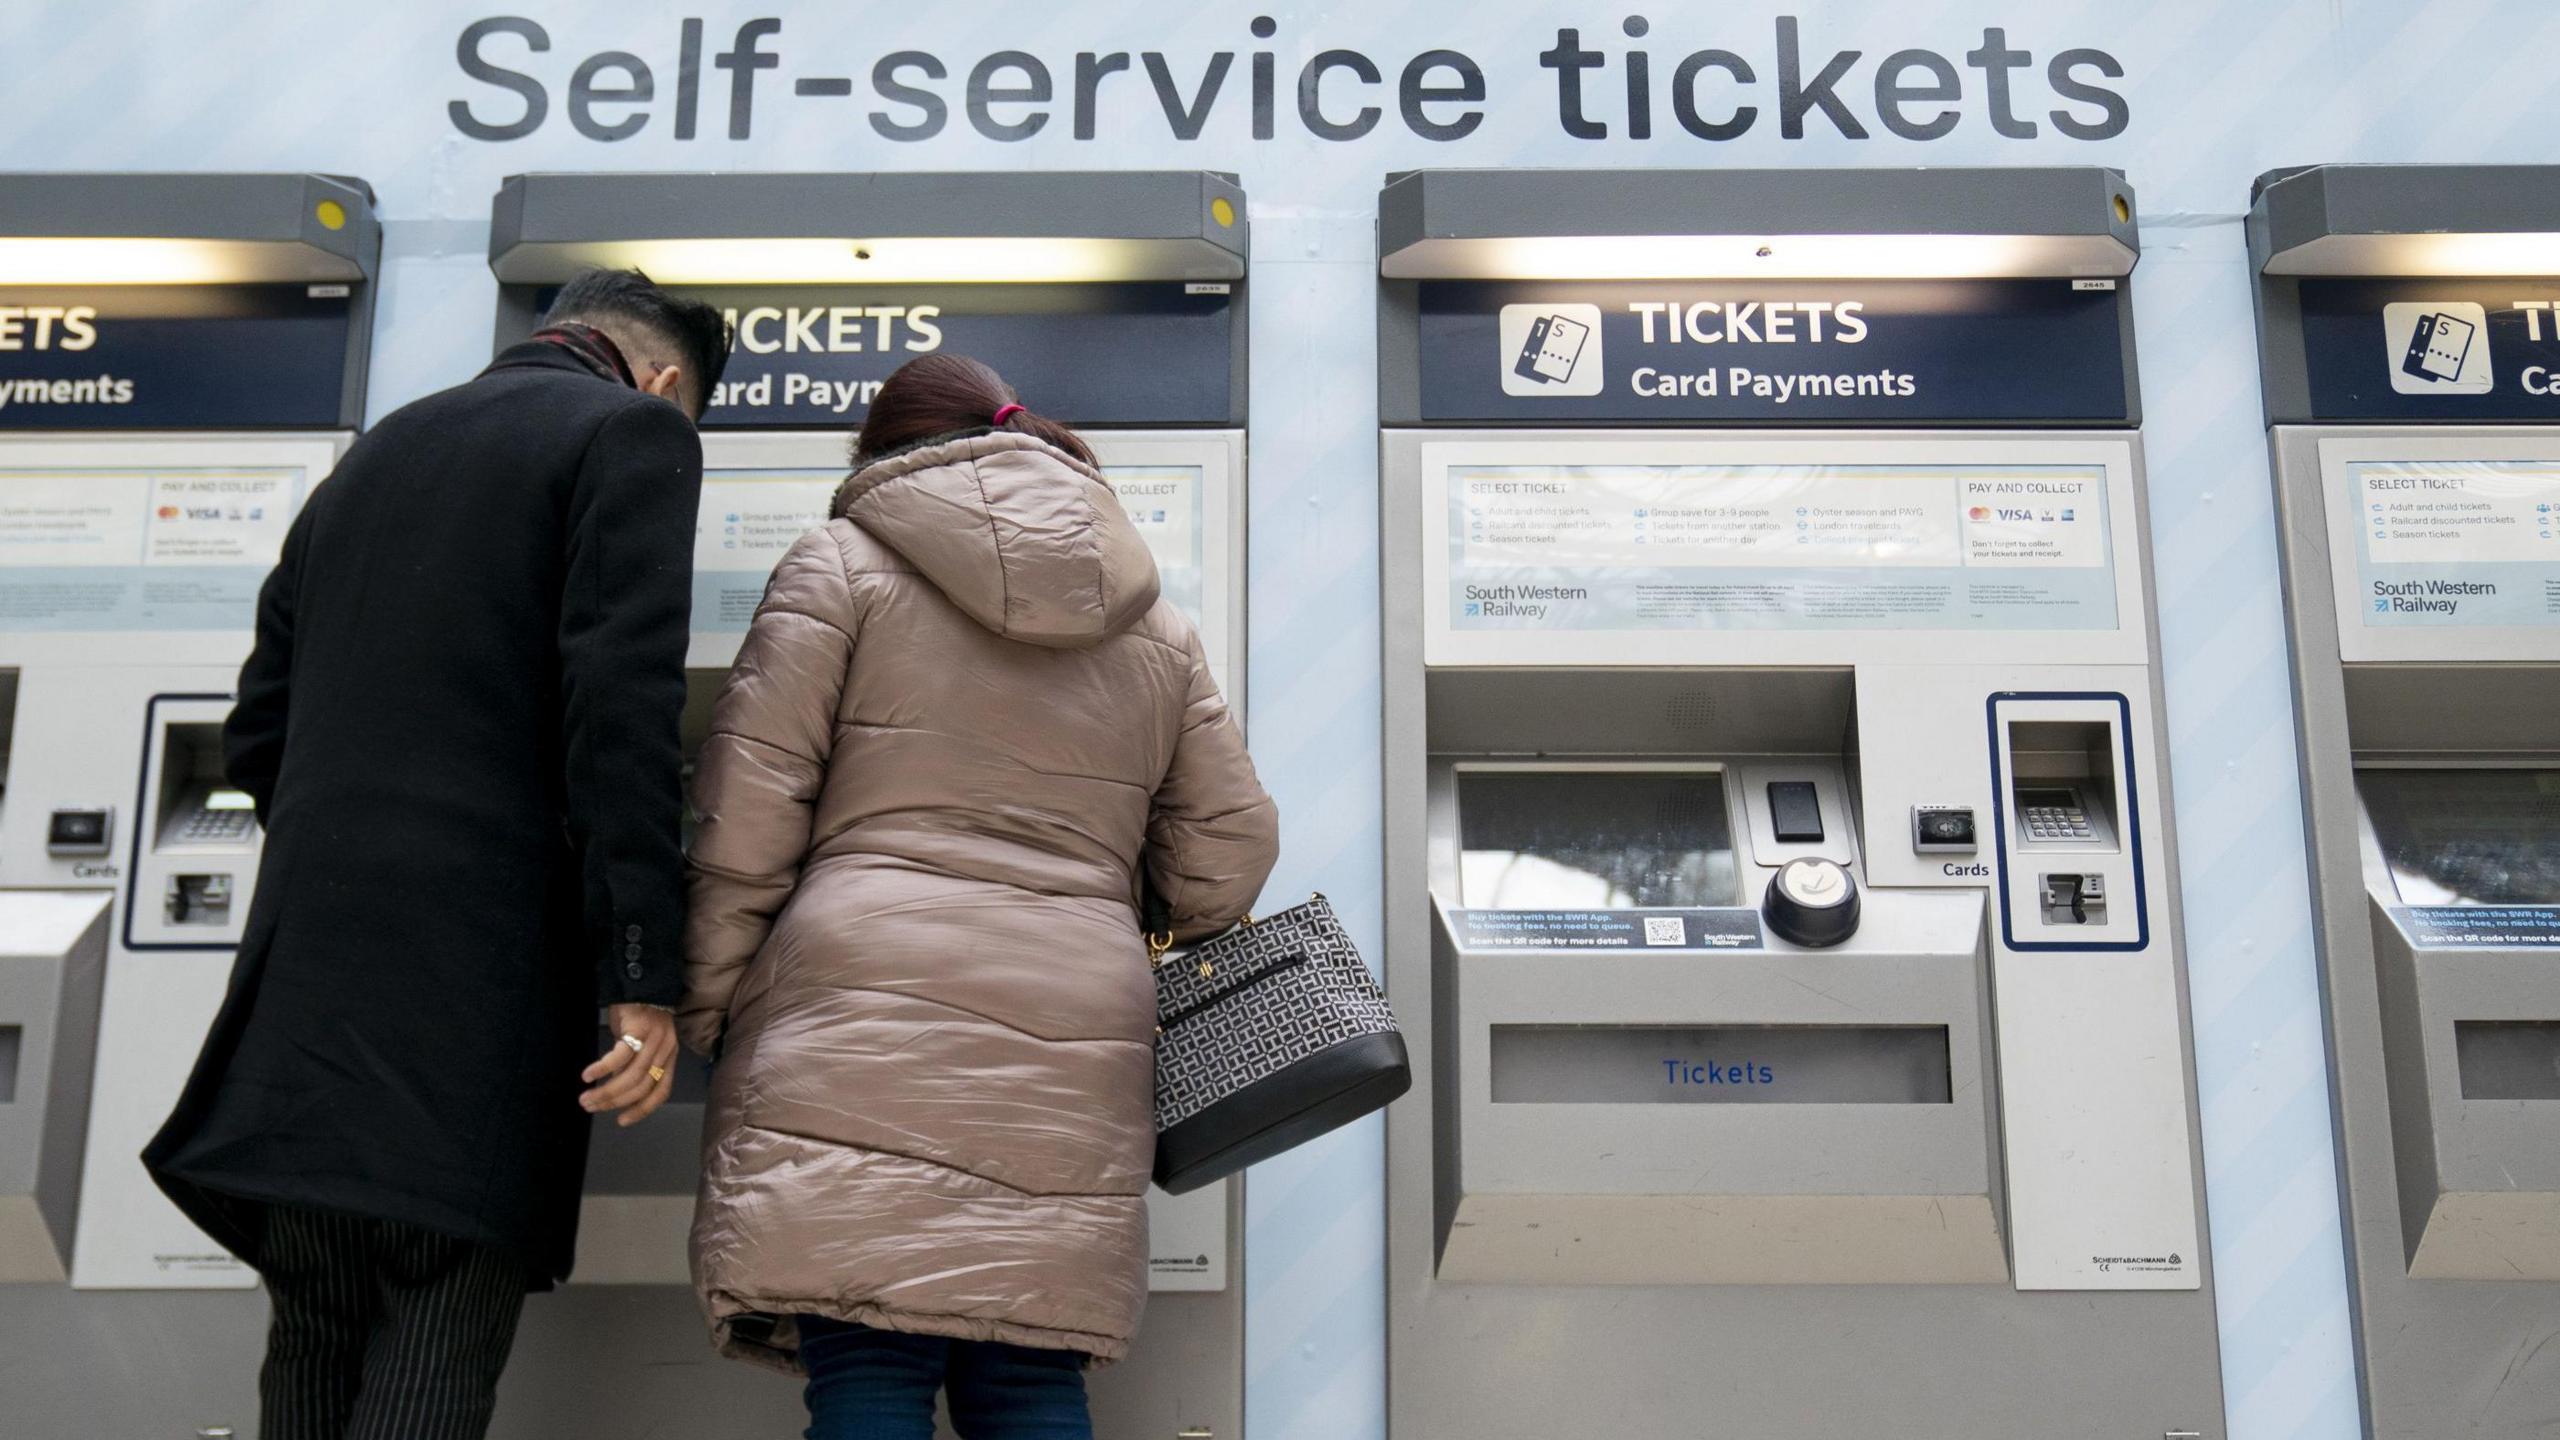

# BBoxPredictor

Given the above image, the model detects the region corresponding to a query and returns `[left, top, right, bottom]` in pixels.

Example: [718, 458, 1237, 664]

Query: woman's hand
[583, 1003, 679, 1126]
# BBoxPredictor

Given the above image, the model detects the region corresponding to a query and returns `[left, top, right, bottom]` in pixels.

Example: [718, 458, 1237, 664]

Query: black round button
[624, 962, 646, 979]
[1762, 858, 1861, 948]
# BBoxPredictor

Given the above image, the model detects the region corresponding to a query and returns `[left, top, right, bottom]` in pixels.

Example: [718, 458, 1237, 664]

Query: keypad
[176, 808, 257, 844]
[2023, 805, 2091, 841]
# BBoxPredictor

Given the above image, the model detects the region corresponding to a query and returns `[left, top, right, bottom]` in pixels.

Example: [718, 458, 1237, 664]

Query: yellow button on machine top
[315, 199, 347, 231]
[1209, 196, 1235, 229]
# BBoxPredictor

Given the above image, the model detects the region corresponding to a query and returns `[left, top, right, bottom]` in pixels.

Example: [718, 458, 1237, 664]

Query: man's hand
[583, 1004, 679, 1127]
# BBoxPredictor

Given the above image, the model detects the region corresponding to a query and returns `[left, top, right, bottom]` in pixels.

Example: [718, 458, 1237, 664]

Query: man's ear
[642, 363, 685, 406]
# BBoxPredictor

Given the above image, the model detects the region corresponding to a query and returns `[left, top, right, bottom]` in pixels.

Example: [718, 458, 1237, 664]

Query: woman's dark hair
[851, 353, 1094, 469]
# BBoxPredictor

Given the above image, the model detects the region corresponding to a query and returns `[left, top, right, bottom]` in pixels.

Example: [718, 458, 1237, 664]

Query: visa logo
[1997, 508, 2037, 521]
[184, 506, 226, 520]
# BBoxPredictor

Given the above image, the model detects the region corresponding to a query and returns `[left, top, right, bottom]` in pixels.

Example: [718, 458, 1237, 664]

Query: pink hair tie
[991, 404, 1025, 425]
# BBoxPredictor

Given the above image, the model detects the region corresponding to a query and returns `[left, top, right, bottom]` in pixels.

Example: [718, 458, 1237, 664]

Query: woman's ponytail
[991, 402, 1095, 466]
[852, 353, 1096, 469]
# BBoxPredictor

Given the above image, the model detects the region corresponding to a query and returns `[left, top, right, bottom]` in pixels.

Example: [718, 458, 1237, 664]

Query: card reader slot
[1767, 781, 1824, 844]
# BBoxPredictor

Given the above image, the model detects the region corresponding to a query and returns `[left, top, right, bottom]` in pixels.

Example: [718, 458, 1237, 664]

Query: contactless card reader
[46, 808, 112, 857]
[1911, 805, 1977, 854]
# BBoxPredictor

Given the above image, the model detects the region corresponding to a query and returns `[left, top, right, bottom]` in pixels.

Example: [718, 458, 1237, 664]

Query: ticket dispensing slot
[126, 699, 263, 950]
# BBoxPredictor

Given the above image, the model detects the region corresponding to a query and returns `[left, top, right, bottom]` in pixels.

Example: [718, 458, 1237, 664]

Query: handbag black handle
[1139, 878, 1175, 960]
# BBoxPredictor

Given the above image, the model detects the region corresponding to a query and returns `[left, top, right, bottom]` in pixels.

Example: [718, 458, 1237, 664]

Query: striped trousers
[256, 1204, 529, 1440]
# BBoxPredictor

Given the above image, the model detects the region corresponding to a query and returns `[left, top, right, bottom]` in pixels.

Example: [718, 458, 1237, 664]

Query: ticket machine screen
[2361, 768, 2560, 906]
[1458, 770, 1740, 908]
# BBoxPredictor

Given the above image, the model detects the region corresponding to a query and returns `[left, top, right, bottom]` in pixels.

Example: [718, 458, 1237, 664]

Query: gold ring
[620, 1034, 645, 1054]
[647, 1065, 667, 1083]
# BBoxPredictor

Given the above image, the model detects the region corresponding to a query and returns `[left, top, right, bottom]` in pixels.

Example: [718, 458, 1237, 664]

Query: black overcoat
[144, 342, 699, 1285]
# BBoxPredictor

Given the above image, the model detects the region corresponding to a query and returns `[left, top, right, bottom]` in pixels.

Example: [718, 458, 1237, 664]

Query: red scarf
[529, 321, 637, 389]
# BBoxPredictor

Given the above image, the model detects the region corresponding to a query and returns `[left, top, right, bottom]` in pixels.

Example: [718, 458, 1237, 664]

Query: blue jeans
[797, 1316, 1093, 1440]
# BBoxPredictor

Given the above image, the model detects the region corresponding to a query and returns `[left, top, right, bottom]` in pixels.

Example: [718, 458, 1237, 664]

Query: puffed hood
[832, 430, 1160, 649]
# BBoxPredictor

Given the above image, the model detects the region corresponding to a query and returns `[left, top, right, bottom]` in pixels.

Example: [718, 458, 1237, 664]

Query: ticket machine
[1378, 168, 2225, 1437]
[0, 174, 375, 1291]
[2249, 164, 2560, 1435]
[489, 170, 1249, 1438]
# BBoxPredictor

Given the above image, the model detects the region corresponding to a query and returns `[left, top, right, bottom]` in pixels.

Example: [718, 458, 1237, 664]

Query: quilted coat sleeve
[680, 525, 859, 1057]
[1144, 624, 1280, 942]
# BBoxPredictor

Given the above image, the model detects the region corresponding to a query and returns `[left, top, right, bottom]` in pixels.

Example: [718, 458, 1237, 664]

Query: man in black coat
[144, 269, 731, 1440]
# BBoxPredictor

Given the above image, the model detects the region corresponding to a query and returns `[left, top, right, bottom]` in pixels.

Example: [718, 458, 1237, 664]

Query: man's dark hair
[543, 268, 732, 405]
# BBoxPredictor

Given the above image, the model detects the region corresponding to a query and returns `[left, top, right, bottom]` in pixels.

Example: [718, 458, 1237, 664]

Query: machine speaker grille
[1664, 695, 1720, 734]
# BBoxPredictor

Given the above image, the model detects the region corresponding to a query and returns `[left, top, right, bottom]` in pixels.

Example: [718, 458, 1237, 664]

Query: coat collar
[482, 338, 630, 387]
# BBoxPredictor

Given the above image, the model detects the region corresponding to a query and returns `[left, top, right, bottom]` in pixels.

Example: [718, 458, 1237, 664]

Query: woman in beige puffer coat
[679, 354, 1278, 1437]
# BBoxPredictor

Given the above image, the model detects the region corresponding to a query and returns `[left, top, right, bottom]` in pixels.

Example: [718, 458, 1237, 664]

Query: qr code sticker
[1642, 916, 1686, 946]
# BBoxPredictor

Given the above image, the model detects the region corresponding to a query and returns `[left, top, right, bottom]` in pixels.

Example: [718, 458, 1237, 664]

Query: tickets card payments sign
[647, 283, 1234, 429]
[0, 285, 353, 429]
[2300, 279, 2560, 421]
[1418, 280, 2130, 424]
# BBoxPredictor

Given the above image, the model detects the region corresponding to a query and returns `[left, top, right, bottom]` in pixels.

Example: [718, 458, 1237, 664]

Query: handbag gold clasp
[1147, 930, 1174, 968]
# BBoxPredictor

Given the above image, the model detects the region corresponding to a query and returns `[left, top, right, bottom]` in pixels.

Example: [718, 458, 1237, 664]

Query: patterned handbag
[1147, 894, 1411, 1194]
